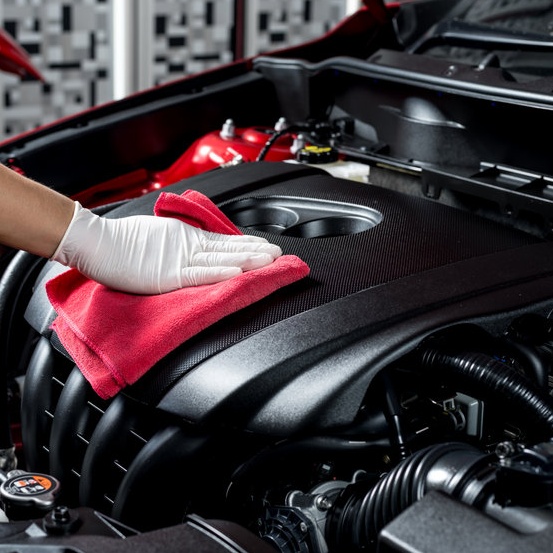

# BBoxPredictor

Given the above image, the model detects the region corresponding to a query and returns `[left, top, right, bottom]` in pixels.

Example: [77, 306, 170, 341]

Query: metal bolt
[495, 441, 516, 459]
[315, 495, 333, 511]
[52, 505, 70, 523]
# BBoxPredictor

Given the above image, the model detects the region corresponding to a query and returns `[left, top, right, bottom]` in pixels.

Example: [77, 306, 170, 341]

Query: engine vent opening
[221, 196, 382, 238]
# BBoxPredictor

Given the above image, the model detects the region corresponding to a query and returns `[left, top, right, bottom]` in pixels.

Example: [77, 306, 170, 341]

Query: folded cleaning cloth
[46, 189, 310, 399]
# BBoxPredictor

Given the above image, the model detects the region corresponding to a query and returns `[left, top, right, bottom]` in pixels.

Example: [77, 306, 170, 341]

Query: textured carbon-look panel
[91, 161, 539, 402]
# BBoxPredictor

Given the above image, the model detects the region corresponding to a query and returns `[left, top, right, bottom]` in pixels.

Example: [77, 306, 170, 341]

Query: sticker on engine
[5, 475, 54, 496]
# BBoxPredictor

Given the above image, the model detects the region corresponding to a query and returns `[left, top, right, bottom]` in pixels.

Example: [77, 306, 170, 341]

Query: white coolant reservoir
[288, 144, 370, 183]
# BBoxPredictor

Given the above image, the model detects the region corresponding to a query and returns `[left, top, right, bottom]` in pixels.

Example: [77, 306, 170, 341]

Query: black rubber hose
[255, 122, 315, 161]
[326, 442, 490, 552]
[255, 128, 290, 161]
[419, 347, 553, 438]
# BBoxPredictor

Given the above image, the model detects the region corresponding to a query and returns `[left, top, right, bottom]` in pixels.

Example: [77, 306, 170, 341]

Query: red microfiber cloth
[45, 189, 310, 400]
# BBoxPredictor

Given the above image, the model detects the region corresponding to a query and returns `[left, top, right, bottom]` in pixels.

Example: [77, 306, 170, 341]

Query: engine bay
[6, 146, 553, 553]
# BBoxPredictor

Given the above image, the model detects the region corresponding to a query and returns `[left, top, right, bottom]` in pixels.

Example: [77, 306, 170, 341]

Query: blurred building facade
[0, 0, 357, 139]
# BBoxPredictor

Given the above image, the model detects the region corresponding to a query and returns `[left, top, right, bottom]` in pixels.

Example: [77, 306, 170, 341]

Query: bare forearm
[0, 163, 74, 258]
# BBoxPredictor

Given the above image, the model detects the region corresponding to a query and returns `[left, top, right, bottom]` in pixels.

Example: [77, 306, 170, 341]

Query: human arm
[0, 163, 282, 294]
[0, 163, 75, 258]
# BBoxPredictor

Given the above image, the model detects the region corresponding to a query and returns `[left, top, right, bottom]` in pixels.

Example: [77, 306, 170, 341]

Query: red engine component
[74, 119, 302, 208]
[151, 119, 299, 187]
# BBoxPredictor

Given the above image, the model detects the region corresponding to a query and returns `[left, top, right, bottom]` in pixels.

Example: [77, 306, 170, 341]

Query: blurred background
[0, 0, 363, 140]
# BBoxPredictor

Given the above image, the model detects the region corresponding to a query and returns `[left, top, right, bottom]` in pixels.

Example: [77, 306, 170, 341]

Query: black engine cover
[25, 161, 553, 435]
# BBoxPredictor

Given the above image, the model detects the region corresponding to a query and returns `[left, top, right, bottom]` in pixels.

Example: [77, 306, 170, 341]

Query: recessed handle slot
[221, 196, 382, 238]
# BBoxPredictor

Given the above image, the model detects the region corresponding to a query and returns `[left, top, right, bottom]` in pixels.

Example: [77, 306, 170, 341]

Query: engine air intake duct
[326, 442, 494, 552]
[415, 324, 553, 440]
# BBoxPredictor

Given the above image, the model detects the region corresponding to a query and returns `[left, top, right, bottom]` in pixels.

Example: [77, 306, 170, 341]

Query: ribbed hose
[327, 326, 553, 551]
[420, 348, 553, 438]
[327, 442, 490, 551]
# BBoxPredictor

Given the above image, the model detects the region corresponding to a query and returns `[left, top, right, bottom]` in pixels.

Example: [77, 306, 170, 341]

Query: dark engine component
[0, 501, 276, 553]
[8, 160, 553, 551]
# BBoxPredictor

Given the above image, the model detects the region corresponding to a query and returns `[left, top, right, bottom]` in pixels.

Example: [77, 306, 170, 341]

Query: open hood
[0, 27, 44, 81]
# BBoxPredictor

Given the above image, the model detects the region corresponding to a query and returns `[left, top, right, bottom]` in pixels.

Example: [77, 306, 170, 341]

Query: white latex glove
[51, 202, 282, 294]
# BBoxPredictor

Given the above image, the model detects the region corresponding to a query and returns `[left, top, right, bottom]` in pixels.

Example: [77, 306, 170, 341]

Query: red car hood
[0, 27, 43, 80]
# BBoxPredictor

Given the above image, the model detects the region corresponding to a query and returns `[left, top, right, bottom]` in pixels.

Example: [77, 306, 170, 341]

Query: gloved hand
[51, 202, 282, 294]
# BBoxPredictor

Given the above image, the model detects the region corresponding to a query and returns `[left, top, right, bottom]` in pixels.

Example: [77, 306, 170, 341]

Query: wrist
[50, 202, 97, 265]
